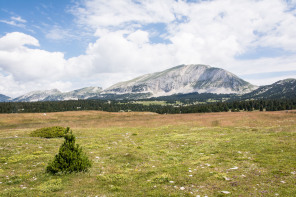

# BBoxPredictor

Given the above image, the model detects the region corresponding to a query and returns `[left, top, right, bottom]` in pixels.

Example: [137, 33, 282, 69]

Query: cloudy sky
[0, 0, 296, 97]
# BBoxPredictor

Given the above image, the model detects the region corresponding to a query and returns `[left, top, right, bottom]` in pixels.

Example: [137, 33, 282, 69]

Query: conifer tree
[46, 131, 92, 174]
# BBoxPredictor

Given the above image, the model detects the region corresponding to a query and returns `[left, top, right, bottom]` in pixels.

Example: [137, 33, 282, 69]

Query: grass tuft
[30, 126, 69, 138]
[37, 179, 63, 192]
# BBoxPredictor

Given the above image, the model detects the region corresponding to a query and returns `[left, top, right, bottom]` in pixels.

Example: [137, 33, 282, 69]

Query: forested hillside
[1, 98, 296, 114]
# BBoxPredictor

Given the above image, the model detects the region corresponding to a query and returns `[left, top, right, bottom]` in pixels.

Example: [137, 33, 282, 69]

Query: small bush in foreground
[46, 132, 92, 174]
[30, 126, 69, 138]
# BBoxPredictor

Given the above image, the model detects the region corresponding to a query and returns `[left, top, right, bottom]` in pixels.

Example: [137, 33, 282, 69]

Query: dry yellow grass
[0, 110, 296, 130]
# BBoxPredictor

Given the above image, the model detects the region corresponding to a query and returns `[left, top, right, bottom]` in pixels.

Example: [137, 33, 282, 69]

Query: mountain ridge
[104, 64, 257, 96]
[239, 78, 296, 100]
[12, 87, 103, 102]
[2, 64, 296, 102]
[0, 94, 10, 102]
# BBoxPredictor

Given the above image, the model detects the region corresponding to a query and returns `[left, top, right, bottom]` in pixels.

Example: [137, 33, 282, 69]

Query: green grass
[0, 112, 296, 196]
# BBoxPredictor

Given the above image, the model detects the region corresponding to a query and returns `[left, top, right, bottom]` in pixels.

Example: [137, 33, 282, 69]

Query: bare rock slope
[104, 64, 257, 97]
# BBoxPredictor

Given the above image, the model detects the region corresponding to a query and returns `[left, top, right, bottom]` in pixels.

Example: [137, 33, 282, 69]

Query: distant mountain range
[12, 87, 103, 102]
[0, 64, 295, 102]
[0, 94, 10, 102]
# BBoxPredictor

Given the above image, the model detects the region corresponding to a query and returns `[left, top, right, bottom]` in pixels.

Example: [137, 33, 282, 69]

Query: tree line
[0, 98, 296, 114]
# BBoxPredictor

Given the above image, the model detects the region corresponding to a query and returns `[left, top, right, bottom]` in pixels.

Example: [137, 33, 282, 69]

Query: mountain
[13, 89, 62, 102]
[61, 87, 103, 100]
[13, 87, 103, 102]
[0, 94, 10, 102]
[240, 78, 296, 100]
[104, 64, 257, 97]
[9, 64, 296, 102]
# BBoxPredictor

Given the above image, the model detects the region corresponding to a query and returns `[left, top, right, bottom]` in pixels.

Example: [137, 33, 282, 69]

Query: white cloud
[0, 32, 72, 97]
[0, 74, 22, 97]
[72, 0, 176, 29]
[0, 73, 73, 98]
[70, 0, 296, 74]
[0, 32, 66, 82]
[11, 16, 27, 23]
[0, 32, 39, 50]
[127, 30, 149, 46]
[0, 19, 24, 27]
[0, 16, 27, 27]
[71, 30, 176, 73]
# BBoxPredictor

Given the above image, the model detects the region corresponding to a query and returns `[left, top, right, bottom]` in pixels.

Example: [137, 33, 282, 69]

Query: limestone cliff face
[104, 64, 257, 96]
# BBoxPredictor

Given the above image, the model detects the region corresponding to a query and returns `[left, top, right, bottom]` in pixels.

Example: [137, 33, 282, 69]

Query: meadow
[0, 110, 296, 196]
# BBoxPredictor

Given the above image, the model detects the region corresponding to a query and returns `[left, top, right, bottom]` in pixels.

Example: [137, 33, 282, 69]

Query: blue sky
[0, 0, 91, 58]
[0, 0, 296, 97]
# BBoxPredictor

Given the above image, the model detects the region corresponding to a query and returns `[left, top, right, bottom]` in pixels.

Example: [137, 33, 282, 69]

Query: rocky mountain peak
[104, 64, 257, 96]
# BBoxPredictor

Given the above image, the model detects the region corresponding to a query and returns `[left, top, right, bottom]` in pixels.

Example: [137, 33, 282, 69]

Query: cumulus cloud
[0, 32, 71, 97]
[1, 0, 296, 97]
[0, 32, 39, 50]
[0, 32, 66, 81]
[70, 30, 174, 73]
[127, 30, 149, 46]
[70, 0, 296, 74]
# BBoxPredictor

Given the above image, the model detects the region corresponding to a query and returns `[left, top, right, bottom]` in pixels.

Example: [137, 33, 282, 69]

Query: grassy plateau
[0, 110, 296, 196]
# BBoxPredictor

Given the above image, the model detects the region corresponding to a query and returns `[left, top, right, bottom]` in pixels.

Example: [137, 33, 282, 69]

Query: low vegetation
[30, 126, 69, 138]
[46, 132, 92, 174]
[0, 111, 295, 196]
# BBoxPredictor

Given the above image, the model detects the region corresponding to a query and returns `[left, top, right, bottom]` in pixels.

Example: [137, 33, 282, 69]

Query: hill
[240, 78, 296, 100]
[0, 94, 10, 102]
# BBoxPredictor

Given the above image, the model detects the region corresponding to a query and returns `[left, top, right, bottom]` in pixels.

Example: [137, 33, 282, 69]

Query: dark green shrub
[46, 132, 92, 174]
[30, 126, 69, 138]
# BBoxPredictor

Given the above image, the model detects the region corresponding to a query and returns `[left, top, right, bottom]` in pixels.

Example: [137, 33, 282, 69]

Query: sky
[0, 0, 296, 98]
